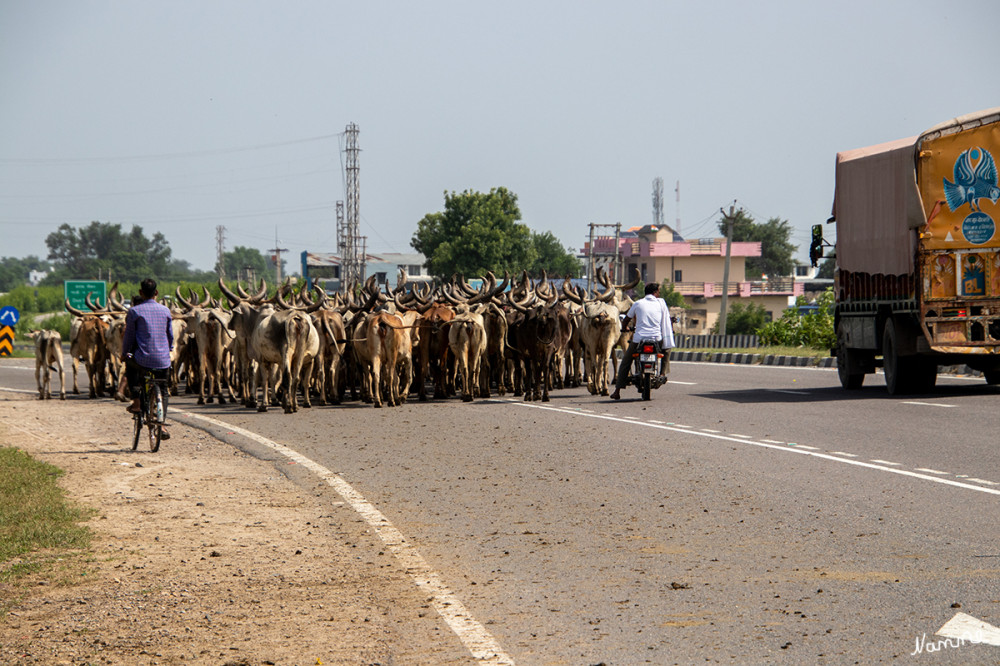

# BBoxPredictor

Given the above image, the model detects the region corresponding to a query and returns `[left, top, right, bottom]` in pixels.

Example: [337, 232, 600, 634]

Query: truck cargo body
[831, 108, 1000, 393]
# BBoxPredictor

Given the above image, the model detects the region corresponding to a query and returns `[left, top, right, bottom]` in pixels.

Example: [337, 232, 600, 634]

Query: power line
[0, 133, 341, 165]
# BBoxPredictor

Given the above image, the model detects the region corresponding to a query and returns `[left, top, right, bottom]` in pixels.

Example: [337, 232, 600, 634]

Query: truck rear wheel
[836, 324, 864, 390]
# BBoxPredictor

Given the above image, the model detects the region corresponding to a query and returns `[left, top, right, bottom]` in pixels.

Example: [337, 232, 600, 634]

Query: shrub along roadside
[0, 447, 95, 617]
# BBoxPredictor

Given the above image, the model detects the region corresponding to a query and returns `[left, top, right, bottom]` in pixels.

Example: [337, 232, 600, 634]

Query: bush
[712, 301, 768, 335]
[757, 288, 835, 349]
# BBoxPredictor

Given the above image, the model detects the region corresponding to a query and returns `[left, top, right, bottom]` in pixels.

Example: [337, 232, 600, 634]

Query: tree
[817, 256, 835, 279]
[718, 211, 797, 279]
[217, 246, 269, 282]
[0, 255, 50, 292]
[659, 280, 689, 310]
[412, 188, 534, 278]
[44, 221, 172, 282]
[528, 231, 582, 278]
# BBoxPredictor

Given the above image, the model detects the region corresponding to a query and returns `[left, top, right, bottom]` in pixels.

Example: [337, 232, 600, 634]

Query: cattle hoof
[600, 389, 609, 396]
[60, 394, 66, 401]
[418, 394, 428, 402]
[542, 395, 551, 402]
[257, 405, 267, 413]
[206, 396, 214, 404]
[302, 402, 311, 408]
[374, 402, 382, 408]
[197, 397, 205, 405]
[73, 389, 80, 395]
[462, 394, 473, 402]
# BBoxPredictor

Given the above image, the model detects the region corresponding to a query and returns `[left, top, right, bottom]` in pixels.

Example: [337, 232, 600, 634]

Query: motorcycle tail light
[641, 344, 656, 354]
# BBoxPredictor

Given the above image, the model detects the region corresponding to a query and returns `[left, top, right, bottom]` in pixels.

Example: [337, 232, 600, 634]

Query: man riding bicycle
[610, 282, 673, 400]
[122, 278, 174, 439]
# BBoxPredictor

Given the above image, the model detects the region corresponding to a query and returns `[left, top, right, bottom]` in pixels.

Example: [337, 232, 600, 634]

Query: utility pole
[215, 225, 226, 278]
[268, 228, 288, 286]
[718, 202, 738, 336]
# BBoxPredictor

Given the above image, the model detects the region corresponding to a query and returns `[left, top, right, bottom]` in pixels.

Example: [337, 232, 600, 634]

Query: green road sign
[64, 280, 107, 312]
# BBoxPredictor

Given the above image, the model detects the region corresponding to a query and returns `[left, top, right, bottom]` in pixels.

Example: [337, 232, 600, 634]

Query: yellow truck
[823, 108, 1000, 393]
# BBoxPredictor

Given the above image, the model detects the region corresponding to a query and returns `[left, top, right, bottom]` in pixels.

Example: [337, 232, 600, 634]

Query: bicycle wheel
[148, 383, 163, 452]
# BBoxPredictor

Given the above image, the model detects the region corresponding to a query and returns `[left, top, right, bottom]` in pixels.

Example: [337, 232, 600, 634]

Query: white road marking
[936, 612, 1000, 646]
[902, 401, 956, 408]
[649, 419, 665, 424]
[968, 479, 998, 486]
[870, 460, 901, 466]
[829, 451, 858, 457]
[729, 434, 752, 438]
[794, 445, 819, 450]
[915, 468, 949, 475]
[179, 411, 514, 665]
[0, 387, 39, 395]
[762, 439, 784, 444]
[668, 380, 698, 385]
[702, 428, 720, 433]
[510, 402, 1000, 497]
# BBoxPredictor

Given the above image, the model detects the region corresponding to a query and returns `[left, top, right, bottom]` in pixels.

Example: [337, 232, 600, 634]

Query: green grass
[0, 447, 95, 617]
[682, 345, 831, 358]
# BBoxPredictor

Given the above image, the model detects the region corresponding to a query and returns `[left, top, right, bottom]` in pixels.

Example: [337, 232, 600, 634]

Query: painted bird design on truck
[943, 146, 1000, 212]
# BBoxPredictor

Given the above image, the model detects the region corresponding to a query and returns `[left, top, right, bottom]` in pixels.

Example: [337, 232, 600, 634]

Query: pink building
[584, 224, 803, 334]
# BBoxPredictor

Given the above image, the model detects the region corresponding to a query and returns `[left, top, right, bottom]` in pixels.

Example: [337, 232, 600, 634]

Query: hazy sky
[1, 0, 997, 274]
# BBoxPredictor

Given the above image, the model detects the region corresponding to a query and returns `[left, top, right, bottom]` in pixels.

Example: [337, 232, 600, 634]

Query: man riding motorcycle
[610, 283, 673, 400]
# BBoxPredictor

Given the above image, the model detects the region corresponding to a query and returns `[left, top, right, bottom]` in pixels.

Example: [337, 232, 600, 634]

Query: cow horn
[65, 299, 87, 317]
[615, 273, 640, 292]
[562, 279, 583, 304]
[85, 291, 102, 311]
[175, 286, 194, 311]
[394, 268, 408, 295]
[236, 281, 251, 299]
[219, 277, 241, 306]
[199, 287, 212, 308]
[254, 278, 268, 302]
[275, 287, 296, 310]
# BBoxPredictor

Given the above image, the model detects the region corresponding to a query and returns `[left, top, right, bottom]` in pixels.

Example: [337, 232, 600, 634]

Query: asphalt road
[3, 357, 999, 664]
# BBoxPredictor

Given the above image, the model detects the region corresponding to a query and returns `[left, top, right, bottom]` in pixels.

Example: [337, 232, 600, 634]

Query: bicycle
[132, 368, 168, 452]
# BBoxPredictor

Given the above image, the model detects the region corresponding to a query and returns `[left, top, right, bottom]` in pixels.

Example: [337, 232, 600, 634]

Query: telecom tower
[338, 122, 366, 288]
[652, 177, 664, 227]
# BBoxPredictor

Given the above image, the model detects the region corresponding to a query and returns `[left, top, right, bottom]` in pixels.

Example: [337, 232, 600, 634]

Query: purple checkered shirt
[122, 299, 174, 370]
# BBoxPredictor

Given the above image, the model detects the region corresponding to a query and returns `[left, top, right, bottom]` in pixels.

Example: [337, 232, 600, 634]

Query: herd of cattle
[49, 268, 644, 413]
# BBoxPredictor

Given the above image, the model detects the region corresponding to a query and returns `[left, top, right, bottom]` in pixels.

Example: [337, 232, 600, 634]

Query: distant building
[301, 251, 431, 292]
[28, 269, 49, 286]
[584, 224, 804, 334]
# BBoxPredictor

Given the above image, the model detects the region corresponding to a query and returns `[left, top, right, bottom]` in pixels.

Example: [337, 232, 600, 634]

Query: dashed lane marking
[871, 460, 901, 466]
[178, 411, 515, 666]
[916, 468, 950, 475]
[505, 400, 1000, 498]
[902, 401, 956, 408]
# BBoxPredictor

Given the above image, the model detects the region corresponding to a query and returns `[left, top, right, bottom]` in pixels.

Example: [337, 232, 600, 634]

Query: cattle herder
[123, 278, 174, 439]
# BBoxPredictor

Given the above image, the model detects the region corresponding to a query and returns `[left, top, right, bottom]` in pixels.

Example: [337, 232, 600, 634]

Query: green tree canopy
[817, 256, 835, 279]
[718, 211, 797, 279]
[44, 221, 172, 283]
[0, 255, 50, 292]
[217, 246, 269, 282]
[528, 231, 582, 278]
[412, 187, 532, 278]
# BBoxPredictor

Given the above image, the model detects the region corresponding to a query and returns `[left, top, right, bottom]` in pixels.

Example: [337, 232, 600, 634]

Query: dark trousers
[125, 356, 170, 413]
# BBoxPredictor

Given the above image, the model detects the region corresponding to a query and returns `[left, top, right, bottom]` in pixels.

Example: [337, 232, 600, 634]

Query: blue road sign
[0, 306, 19, 326]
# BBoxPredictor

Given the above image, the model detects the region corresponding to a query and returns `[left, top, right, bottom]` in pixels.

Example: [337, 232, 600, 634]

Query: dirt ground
[0, 389, 472, 666]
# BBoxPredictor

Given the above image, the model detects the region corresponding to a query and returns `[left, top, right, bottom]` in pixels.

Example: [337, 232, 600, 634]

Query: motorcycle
[627, 339, 667, 400]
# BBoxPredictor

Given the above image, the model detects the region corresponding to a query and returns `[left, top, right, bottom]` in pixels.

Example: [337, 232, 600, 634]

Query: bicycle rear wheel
[148, 384, 163, 452]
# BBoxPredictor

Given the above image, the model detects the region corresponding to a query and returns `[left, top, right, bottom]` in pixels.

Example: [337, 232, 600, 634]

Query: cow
[507, 291, 569, 402]
[448, 306, 487, 402]
[65, 300, 110, 398]
[26, 329, 66, 400]
[563, 280, 622, 396]
[311, 306, 348, 405]
[176, 288, 236, 405]
[219, 278, 269, 407]
[249, 288, 321, 413]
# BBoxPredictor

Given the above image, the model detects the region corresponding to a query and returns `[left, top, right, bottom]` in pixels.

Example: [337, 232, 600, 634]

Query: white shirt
[627, 294, 673, 348]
